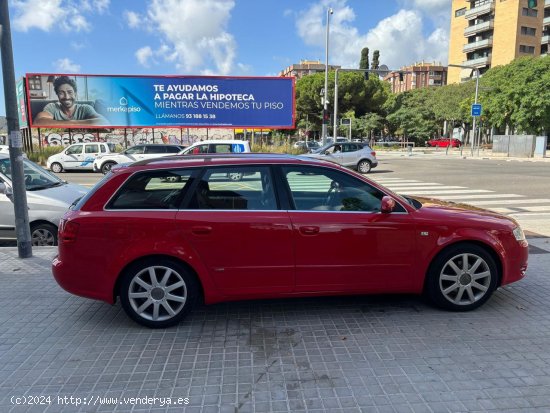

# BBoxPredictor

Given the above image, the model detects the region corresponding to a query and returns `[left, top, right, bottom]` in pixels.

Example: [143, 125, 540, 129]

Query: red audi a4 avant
[52, 154, 528, 328]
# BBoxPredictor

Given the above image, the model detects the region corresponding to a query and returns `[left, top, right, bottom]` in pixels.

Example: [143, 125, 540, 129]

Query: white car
[93, 144, 185, 174]
[47, 142, 117, 173]
[0, 153, 89, 245]
[179, 140, 251, 155]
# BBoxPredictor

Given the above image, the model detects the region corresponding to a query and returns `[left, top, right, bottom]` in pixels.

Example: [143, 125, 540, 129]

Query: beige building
[383, 62, 448, 93]
[448, 0, 550, 83]
[279, 60, 341, 79]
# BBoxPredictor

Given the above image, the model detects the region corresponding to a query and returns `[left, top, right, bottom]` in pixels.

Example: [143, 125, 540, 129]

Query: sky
[0, 0, 452, 116]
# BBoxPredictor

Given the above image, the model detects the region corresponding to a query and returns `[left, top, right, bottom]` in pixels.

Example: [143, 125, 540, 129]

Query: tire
[425, 243, 498, 311]
[30, 223, 58, 246]
[119, 258, 199, 328]
[357, 160, 372, 174]
[101, 162, 116, 175]
[51, 162, 63, 173]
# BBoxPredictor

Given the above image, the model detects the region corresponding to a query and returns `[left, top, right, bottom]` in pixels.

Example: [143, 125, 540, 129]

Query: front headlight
[513, 226, 526, 242]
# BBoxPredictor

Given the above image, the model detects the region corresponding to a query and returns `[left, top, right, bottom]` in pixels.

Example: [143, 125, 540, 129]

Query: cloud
[70, 41, 85, 50]
[135, 46, 154, 68]
[294, 0, 449, 70]
[127, 0, 238, 75]
[124, 10, 141, 28]
[12, 0, 109, 32]
[53, 58, 81, 73]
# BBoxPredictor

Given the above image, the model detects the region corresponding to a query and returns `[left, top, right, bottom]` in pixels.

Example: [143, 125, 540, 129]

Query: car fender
[108, 236, 222, 305]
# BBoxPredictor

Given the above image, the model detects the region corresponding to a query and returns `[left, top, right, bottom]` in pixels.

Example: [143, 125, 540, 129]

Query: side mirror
[0, 182, 14, 201]
[380, 196, 395, 213]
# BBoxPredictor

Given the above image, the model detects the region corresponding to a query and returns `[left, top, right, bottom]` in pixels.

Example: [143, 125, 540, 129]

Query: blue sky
[1, 0, 451, 116]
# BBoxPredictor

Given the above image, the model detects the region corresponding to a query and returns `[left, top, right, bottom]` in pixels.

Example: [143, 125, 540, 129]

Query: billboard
[26, 73, 295, 129]
[16, 78, 28, 128]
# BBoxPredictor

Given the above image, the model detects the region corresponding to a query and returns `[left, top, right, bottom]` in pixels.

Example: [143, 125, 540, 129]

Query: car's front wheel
[101, 161, 116, 174]
[357, 160, 372, 174]
[119, 258, 199, 328]
[50, 162, 63, 173]
[31, 223, 58, 246]
[425, 243, 498, 311]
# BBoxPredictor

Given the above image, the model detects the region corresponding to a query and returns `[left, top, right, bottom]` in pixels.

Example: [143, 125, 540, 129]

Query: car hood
[27, 182, 89, 208]
[409, 196, 519, 229]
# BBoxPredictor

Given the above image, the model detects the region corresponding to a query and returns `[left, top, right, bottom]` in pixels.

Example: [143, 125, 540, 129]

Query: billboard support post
[0, 0, 32, 258]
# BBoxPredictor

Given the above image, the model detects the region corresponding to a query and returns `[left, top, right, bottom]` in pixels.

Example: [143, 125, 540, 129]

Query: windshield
[0, 157, 64, 190]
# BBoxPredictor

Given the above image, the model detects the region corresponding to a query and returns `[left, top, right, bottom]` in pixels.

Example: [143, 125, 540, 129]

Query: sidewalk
[377, 146, 550, 163]
[1, 242, 550, 412]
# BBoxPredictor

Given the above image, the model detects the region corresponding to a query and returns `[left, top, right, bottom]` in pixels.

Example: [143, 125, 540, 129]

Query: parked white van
[47, 142, 116, 173]
[178, 140, 251, 155]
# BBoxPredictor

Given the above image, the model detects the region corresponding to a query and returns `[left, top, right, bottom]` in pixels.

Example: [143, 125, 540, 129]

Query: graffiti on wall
[39, 129, 235, 147]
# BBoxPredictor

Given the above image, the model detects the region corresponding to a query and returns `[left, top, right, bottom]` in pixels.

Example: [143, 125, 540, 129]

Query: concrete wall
[492, 135, 536, 157]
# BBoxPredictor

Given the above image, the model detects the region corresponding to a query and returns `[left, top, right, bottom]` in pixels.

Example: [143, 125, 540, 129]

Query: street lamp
[448, 64, 480, 157]
[321, 7, 333, 146]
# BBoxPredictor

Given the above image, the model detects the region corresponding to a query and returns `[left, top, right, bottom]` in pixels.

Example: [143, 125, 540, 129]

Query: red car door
[177, 166, 294, 296]
[282, 165, 416, 293]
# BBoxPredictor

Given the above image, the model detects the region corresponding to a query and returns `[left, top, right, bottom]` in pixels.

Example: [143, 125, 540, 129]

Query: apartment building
[448, 0, 550, 83]
[383, 62, 448, 93]
[279, 60, 341, 79]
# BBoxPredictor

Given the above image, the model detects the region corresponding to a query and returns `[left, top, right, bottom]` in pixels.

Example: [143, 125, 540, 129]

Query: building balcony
[463, 38, 493, 53]
[545, 0, 550, 7]
[464, 21, 494, 37]
[543, 16, 550, 25]
[463, 55, 492, 68]
[464, 1, 494, 20]
[542, 35, 550, 44]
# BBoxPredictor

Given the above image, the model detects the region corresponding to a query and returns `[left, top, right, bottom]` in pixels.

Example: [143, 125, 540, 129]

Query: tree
[372, 50, 380, 70]
[359, 47, 369, 70]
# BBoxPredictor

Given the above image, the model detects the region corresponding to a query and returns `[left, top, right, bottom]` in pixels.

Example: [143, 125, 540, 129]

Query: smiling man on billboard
[33, 76, 108, 126]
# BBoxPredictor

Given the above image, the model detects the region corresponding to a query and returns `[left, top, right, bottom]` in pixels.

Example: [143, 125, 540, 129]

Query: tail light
[59, 219, 80, 244]
[371, 151, 376, 156]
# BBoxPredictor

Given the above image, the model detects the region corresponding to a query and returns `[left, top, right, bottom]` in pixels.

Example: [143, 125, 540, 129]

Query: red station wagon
[52, 154, 529, 328]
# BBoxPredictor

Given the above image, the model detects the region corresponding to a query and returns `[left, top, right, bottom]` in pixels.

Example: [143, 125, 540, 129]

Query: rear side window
[165, 146, 181, 153]
[107, 169, 196, 210]
[145, 146, 166, 154]
[187, 166, 277, 210]
[85, 144, 99, 154]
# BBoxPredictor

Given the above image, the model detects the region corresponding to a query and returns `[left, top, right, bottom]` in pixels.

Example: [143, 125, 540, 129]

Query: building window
[519, 45, 535, 54]
[28, 75, 42, 91]
[522, 8, 537, 17]
[521, 26, 536, 36]
[455, 7, 467, 17]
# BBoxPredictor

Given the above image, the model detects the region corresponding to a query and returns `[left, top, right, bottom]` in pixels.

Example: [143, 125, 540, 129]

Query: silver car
[0, 153, 89, 246]
[304, 142, 378, 173]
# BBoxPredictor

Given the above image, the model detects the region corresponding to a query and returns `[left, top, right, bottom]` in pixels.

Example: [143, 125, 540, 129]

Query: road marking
[398, 189, 493, 195]
[467, 198, 550, 206]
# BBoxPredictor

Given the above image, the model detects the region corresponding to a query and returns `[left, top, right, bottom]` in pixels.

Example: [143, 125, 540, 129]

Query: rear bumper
[52, 255, 114, 304]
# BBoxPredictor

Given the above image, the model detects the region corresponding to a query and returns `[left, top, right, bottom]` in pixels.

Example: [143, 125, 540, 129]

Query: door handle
[299, 226, 319, 235]
[191, 225, 212, 235]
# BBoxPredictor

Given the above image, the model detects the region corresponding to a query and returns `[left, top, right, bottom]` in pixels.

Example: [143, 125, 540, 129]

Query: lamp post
[321, 7, 333, 146]
[448, 64, 480, 156]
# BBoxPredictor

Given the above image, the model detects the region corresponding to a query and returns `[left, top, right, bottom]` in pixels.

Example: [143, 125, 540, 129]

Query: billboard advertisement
[16, 78, 28, 128]
[25, 74, 295, 129]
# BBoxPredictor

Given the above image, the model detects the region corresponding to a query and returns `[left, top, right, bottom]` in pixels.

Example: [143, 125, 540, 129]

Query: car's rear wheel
[31, 223, 58, 246]
[119, 258, 199, 328]
[425, 243, 498, 311]
[101, 161, 116, 174]
[51, 162, 63, 173]
[357, 160, 372, 174]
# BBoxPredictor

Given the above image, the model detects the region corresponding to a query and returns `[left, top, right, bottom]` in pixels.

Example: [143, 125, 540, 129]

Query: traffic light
[322, 109, 330, 124]
[364, 71, 369, 80]
[528, 0, 537, 8]
[399, 72, 404, 81]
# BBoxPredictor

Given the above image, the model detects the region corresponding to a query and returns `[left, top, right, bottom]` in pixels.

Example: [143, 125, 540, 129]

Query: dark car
[53, 154, 528, 328]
